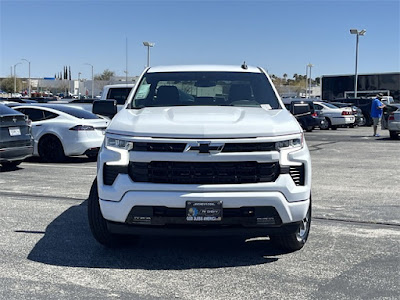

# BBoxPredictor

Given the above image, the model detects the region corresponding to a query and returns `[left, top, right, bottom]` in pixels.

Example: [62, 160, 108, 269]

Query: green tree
[1, 77, 22, 93]
[94, 69, 115, 81]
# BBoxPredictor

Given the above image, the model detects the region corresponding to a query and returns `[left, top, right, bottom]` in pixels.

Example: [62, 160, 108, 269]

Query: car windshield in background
[131, 72, 281, 109]
[43, 105, 100, 119]
[107, 88, 132, 105]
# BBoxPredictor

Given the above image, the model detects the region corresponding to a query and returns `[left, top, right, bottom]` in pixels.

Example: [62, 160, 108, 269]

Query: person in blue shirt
[370, 93, 386, 137]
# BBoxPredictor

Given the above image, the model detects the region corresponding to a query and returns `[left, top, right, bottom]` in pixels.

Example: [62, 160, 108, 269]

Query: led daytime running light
[106, 137, 133, 150]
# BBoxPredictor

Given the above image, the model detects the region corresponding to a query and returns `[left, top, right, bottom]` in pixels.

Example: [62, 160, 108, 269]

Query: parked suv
[0, 104, 33, 168]
[89, 65, 312, 252]
[282, 98, 325, 131]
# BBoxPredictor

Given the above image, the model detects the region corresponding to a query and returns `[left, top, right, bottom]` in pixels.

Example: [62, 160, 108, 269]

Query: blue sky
[1, 0, 399, 80]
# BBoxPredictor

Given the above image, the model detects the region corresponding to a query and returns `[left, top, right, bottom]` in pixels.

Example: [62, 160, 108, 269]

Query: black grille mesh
[129, 161, 279, 184]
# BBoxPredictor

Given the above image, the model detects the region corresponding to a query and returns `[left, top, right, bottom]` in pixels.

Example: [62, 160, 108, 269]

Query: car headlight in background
[106, 137, 133, 150]
[276, 133, 303, 150]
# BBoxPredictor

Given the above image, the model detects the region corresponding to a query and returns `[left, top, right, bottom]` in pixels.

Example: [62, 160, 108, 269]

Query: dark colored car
[0, 104, 33, 168]
[284, 99, 324, 132]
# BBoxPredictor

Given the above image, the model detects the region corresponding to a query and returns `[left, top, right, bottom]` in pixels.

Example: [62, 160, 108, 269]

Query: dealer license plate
[186, 201, 223, 222]
[9, 127, 21, 136]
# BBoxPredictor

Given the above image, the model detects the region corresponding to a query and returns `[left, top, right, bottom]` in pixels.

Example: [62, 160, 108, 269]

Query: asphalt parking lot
[0, 126, 399, 300]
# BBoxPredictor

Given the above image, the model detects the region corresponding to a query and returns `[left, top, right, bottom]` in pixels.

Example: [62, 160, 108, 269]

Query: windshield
[130, 71, 281, 109]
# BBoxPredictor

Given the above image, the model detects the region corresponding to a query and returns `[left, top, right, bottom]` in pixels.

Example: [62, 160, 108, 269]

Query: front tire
[270, 201, 311, 252]
[88, 179, 131, 247]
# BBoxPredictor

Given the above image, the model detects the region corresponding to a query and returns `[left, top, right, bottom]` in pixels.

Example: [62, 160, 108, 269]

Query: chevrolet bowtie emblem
[187, 142, 224, 154]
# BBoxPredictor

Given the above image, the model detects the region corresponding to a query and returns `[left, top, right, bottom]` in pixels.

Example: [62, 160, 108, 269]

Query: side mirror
[93, 100, 117, 118]
[291, 103, 312, 116]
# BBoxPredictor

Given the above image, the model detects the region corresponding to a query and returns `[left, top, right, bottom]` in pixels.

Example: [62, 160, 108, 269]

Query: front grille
[289, 165, 305, 186]
[129, 142, 276, 153]
[0, 140, 32, 149]
[129, 161, 280, 184]
[133, 142, 186, 152]
[222, 142, 275, 152]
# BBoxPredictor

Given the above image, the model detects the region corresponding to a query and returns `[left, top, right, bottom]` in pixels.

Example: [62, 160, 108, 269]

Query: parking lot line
[23, 163, 96, 169]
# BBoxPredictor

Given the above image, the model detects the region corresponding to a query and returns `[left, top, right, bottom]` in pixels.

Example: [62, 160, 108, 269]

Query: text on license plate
[9, 127, 21, 136]
[186, 201, 223, 222]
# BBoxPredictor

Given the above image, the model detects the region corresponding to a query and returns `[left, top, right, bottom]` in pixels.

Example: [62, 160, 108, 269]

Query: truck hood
[106, 106, 301, 138]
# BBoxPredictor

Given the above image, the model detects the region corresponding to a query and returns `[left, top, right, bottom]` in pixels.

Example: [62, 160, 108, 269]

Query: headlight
[106, 137, 133, 150]
[276, 134, 303, 150]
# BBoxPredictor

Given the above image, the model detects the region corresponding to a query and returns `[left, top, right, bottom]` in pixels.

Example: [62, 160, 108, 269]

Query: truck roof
[103, 83, 135, 88]
[147, 65, 263, 73]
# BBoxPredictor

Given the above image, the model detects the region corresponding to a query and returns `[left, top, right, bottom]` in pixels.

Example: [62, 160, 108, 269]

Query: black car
[0, 104, 33, 168]
[283, 99, 324, 132]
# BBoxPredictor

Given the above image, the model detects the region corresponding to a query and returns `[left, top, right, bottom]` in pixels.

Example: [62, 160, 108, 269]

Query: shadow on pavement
[26, 201, 286, 270]
[25, 156, 97, 164]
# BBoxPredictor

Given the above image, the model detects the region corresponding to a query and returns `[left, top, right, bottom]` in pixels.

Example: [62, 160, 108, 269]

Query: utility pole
[78, 72, 81, 98]
[22, 59, 31, 97]
[85, 63, 94, 98]
[350, 29, 366, 98]
[13, 62, 22, 94]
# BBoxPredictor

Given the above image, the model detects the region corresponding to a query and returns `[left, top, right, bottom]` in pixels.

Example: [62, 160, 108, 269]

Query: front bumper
[100, 190, 310, 225]
[97, 135, 311, 227]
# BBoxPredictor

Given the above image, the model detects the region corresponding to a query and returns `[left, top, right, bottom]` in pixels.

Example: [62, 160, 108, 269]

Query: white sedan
[12, 104, 109, 162]
[314, 101, 355, 130]
[388, 109, 400, 139]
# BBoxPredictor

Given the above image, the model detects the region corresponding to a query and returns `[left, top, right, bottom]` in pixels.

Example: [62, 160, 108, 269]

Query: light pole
[143, 41, 155, 67]
[350, 29, 366, 98]
[78, 72, 81, 98]
[305, 65, 308, 98]
[307, 63, 313, 98]
[22, 59, 31, 97]
[13, 62, 22, 94]
[85, 63, 94, 98]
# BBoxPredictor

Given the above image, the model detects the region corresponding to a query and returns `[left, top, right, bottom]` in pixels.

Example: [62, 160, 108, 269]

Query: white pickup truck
[100, 83, 135, 105]
[89, 65, 312, 252]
